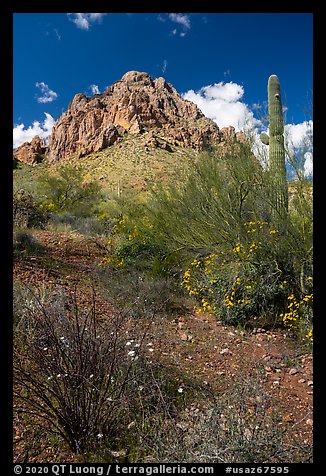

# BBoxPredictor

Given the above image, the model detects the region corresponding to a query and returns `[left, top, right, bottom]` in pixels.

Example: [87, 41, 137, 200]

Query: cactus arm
[260, 132, 269, 145]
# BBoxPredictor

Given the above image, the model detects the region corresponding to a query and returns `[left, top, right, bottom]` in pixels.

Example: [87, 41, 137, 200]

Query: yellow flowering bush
[180, 221, 298, 327]
[98, 255, 125, 270]
[280, 282, 313, 344]
[98, 214, 165, 272]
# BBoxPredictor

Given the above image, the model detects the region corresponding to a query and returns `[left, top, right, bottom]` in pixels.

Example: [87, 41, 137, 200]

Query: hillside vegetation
[13, 129, 313, 463]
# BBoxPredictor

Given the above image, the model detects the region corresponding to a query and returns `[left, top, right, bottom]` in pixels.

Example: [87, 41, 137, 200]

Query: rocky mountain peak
[14, 71, 243, 164]
[120, 70, 153, 84]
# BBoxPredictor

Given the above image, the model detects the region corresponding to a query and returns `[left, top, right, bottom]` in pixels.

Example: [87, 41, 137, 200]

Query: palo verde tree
[37, 165, 102, 217]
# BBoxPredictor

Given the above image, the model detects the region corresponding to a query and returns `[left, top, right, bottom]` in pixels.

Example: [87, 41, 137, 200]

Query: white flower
[148, 348, 154, 352]
[126, 341, 132, 346]
[128, 350, 136, 357]
[138, 386, 144, 391]
[134, 343, 140, 348]
[43, 347, 48, 351]
[178, 387, 184, 393]
[89, 374, 94, 379]
[60, 336, 65, 340]
[47, 376, 52, 380]
[57, 374, 61, 378]
[97, 433, 104, 439]
[147, 342, 153, 346]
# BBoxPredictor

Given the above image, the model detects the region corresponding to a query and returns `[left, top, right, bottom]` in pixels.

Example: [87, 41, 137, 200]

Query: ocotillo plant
[261, 74, 288, 217]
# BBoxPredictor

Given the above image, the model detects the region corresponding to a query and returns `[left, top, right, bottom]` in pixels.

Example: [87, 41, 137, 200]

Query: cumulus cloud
[13, 113, 56, 149]
[67, 13, 106, 30]
[285, 121, 313, 178]
[257, 121, 313, 177]
[35, 82, 58, 103]
[303, 152, 313, 177]
[285, 120, 313, 150]
[183, 82, 260, 131]
[183, 81, 313, 177]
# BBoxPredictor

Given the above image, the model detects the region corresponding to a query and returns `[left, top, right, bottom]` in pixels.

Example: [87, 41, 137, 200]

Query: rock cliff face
[13, 136, 47, 165]
[14, 71, 243, 164]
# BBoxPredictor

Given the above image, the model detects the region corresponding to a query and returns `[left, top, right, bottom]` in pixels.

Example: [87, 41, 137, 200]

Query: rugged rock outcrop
[14, 71, 244, 164]
[13, 136, 47, 165]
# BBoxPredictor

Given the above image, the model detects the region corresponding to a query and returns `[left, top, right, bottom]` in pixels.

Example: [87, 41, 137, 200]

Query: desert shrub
[36, 165, 103, 217]
[48, 213, 110, 236]
[147, 372, 312, 463]
[280, 290, 313, 346]
[13, 189, 49, 229]
[148, 144, 266, 253]
[14, 286, 138, 453]
[97, 211, 168, 273]
[146, 145, 313, 339]
[94, 264, 187, 320]
[13, 230, 45, 256]
[180, 220, 312, 331]
[13, 285, 187, 457]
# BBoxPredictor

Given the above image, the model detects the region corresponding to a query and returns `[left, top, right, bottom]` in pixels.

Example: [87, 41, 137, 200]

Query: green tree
[37, 165, 102, 216]
[147, 141, 265, 255]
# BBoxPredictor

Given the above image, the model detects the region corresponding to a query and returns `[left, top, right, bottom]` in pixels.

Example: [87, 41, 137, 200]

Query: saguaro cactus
[261, 74, 288, 217]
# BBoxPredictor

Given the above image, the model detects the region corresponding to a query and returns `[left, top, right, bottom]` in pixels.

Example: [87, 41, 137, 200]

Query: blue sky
[13, 12, 313, 174]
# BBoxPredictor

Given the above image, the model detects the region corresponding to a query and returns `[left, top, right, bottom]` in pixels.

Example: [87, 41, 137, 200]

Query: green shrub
[48, 213, 110, 236]
[97, 210, 168, 273]
[13, 190, 49, 229]
[36, 165, 103, 217]
[146, 145, 312, 338]
[179, 222, 296, 328]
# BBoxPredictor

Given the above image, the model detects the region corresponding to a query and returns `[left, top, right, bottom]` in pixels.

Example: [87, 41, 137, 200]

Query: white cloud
[67, 13, 106, 30]
[89, 84, 100, 95]
[168, 13, 191, 36]
[13, 113, 56, 149]
[183, 81, 313, 177]
[285, 121, 313, 178]
[183, 82, 260, 131]
[35, 82, 58, 103]
[168, 13, 191, 30]
[304, 152, 313, 177]
[285, 120, 313, 150]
